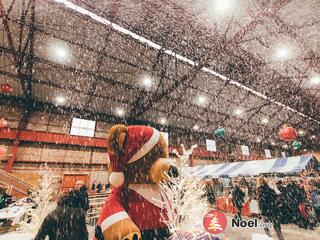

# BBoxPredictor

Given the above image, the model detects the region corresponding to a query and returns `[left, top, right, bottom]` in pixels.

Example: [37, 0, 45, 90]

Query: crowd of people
[205, 175, 320, 240]
[3, 174, 318, 240]
[91, 181, 110, 193]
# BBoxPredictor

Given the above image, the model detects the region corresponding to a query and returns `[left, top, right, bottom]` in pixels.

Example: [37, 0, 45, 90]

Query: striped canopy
[189, 155, 318, 178]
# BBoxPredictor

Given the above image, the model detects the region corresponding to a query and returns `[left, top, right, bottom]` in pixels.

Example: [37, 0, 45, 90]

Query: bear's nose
[168, 166, 179, 178]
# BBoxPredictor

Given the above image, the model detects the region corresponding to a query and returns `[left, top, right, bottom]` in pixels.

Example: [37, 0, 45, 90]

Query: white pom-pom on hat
[109, 172, 125, 187]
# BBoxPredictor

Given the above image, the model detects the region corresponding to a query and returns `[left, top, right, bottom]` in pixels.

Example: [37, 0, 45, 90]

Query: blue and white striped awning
[189, 155, 317, 178]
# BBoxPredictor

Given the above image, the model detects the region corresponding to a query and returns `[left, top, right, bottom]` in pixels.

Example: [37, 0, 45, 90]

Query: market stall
[190, 155, 319, 216]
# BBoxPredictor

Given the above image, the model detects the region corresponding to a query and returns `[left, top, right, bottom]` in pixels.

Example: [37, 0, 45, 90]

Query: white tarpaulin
[189, 155, 318, 178]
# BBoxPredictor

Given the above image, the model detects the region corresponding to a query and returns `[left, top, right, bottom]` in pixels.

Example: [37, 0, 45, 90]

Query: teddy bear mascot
[94, 124, 178, 240]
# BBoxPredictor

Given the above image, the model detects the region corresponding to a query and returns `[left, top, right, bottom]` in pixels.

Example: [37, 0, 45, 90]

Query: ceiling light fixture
[47, 41, 72, 64]
[261, 117, 269, 125]
[309, 74, 320, 87]
[140, 74, 153, 90]
[56, 47, 68, 59]
[197, 95, 207, 106]
[214, 0, 234, 13]
[275, 46, 292, 61]
[159, 117, 167, 125]
[234, 108, 244, 116]
[56, 96, 66, 104]
[115, 108, 125, 117]
[193, 124, 199, 131]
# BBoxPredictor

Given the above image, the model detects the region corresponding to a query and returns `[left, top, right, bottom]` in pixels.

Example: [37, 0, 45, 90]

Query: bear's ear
[107, 124, 128, 155]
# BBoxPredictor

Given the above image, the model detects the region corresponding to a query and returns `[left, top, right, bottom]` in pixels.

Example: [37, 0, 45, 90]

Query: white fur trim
[101, 211, 129, 232]
[129, 184, 168, 209]
[127, 128, 160, 164]
[109, 172, 124, 187]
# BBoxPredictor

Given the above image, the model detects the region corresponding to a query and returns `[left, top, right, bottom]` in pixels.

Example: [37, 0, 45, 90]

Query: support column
[4, 111, 31, 172]
[5, 140, 20, 172]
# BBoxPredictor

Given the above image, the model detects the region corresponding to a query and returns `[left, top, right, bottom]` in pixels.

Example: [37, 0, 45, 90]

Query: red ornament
[0, 147, 6, 158]
[279, 125, 297, 141]
[0, 118, 8, 128]
[0, 83, 13, 94]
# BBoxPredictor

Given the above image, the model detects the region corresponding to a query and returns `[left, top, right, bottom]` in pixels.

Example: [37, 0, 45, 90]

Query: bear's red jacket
[96, 184, 169, 237]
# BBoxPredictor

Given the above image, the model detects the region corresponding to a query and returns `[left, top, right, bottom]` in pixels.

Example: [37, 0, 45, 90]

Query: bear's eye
[159, 148, 163, 154]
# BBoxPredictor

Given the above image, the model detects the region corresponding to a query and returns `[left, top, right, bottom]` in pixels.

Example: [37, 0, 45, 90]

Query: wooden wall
[0, 104, 110, 184]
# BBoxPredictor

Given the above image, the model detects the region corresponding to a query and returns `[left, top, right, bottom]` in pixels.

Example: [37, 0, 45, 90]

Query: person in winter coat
[91, 181, 96, 192]
[257, 177, 284, 240]
[34, 192, 88, 240]
[0, 192, 4, 210]
[297, 182, 309, 228]
[275, 181, 290, 224]
[69, 180, 89, 212]
[297, 182, 307, 203]
[275, 180, 286, 194]
[0, 188, 12, 210]
[311, 185, 320, 221]
[231, 182, 245, 220]
[218, 177, 224, 196]
[286, 180, 305, 227]
[96, 182, 103, 193]
[79, 184, 89, 211]
[105, 183, 111, 192]
[205, 180, 216, 205]
[248, 177, 257, 198]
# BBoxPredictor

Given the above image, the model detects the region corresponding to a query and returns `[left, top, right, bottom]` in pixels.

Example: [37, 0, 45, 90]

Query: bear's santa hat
[108, 125, 161, 187]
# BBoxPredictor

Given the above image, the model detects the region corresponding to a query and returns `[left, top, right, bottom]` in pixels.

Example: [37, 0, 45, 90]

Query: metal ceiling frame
[6, 4, 317, 122]
[0, 31, 316, 143]
[50, 0, 320, 126]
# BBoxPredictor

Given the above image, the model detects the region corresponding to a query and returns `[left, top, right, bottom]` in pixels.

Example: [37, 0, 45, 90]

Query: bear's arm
[96, 187, 141, 240]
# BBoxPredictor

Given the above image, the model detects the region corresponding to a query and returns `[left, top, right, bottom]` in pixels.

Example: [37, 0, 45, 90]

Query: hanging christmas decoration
[292, 140, 302, 150]
[0, 83, 13, 94]
[214, 127, 225, 138]
[0, 146, 6, 158]
[279, 125, 297, 141]
[0, 118, 8, 128]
